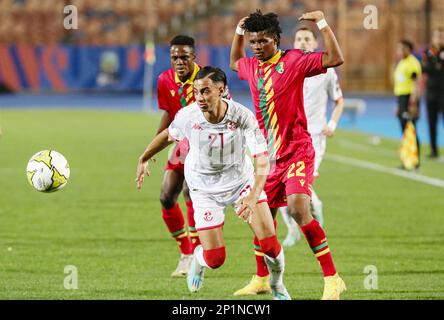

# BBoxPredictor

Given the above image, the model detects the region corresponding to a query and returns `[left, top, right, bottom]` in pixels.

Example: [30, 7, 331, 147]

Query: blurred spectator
[422, 28, 444, 158]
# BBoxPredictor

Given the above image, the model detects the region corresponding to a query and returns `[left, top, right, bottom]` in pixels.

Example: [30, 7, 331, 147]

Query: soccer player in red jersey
[230, 10, 346, 299]
[154, 35, 202, 277]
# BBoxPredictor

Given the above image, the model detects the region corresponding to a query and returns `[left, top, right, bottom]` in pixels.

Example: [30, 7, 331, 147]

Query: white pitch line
[327, 153, 444, 189]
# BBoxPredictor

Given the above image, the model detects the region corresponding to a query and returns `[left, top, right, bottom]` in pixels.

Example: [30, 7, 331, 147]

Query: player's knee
[203, 247, 226, 269]
[288, 204, 309, 225]
[258, 235, 281, 258]
[159, 192, 177, 209]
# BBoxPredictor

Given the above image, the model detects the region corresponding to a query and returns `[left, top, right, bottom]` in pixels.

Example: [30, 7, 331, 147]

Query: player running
[279, 27, 345, 247]
[154, 35, 230, 277]
[136, 66, 290, 300]
[230, 10, 346, 299]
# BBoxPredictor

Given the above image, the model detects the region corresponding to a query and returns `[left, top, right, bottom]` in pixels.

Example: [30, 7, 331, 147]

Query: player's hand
[238, 16, 248, 28]
[322, 126, 335, 137]
[235, 193, 258, 224]
[135, 158, 152, 189]
[298, 11, 325, 23]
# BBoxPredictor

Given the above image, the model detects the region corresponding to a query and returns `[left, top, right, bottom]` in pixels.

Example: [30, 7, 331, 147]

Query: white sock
[311, 189, 324, 227]
[279, 206, 298, 234]
[264, 248, 285, 286]
[194, 245, 208, 268]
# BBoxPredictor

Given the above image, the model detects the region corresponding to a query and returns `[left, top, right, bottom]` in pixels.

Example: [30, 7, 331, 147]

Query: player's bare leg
[160, 169, 193, 277]
[249, 202, 291, 300]
[187, 228, 226, 293]
[286, 193, 346, 300]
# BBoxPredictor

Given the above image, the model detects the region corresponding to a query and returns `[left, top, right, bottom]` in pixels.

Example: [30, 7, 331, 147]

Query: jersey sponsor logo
[203, 211, 213, 222]
[227, 121, 238, 131]
[275, 62, 285, 74]
[170, 90, 175, 97]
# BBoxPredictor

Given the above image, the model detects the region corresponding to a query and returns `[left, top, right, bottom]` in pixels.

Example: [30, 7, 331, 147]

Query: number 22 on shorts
[287, 161, 306, 179]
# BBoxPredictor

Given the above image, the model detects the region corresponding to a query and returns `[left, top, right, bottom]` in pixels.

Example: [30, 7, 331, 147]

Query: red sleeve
[157, 75, 169, 112]
[238, 57, 252, 81]
[292, 49, 327, 78]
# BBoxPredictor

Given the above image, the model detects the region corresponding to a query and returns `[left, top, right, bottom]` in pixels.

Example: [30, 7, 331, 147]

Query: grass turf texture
[0, 109, 443, 300]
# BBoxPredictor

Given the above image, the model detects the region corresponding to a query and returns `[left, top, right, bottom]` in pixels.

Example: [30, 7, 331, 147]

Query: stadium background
[0, 0, 443, 300]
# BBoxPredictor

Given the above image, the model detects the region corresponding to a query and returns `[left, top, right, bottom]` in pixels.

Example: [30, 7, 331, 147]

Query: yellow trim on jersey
[175, 63, 200, 85]
[259, 50, 282, 65]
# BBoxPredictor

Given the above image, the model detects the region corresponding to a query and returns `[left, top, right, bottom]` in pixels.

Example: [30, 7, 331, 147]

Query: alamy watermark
[64, 265, 78, 290]
[363, 5, 378, 30]
[363, 265, 378, 290]
[64, 5, 78, 30]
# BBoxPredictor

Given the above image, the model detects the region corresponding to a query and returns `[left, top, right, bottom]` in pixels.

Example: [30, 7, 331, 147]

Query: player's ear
[218, 84, 225, 96]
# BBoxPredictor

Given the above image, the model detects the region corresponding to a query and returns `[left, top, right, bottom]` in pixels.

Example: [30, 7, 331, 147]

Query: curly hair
[242, 10, 282, 46]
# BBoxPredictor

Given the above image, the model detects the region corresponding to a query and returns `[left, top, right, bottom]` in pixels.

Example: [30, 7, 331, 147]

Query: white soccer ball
[26, 150, 70, 192]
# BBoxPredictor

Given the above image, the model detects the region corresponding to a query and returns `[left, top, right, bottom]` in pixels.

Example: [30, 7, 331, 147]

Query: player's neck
[178, 64, 195, 83]
[205, 100, 228, 124]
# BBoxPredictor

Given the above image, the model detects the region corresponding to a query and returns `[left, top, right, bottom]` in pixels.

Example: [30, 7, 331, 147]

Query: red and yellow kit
[157, 63, 201, 172]
[238, 49, 326, 207]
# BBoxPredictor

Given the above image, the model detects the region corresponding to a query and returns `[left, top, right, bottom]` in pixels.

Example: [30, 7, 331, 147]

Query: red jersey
[157, 63, 231, 120]
[157, 63, 201, 120]
[238, 49, 326, 160]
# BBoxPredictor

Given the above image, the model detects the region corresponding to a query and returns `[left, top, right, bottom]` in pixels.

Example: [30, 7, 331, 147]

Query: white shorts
[190, 176, 268, 231]
[311, 133, 326, 177]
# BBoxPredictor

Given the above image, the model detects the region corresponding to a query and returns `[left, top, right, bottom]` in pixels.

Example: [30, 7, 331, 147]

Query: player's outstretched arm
[323, 97, 344, 137]
[299, 11, 344, 68]
[236, 154, 270, 222]
[230, 16, 248, 72]
[136, 129, 174, 189]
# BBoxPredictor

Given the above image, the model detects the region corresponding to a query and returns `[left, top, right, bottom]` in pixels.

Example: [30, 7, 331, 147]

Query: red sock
[254, 236, 269, 277]
[258, 235, 281, 258]
[185, 200, 200, 251]
[203, 247, 226, 269]
[162, 203, 192, 255]
[300, 219, 336, 277]
[253, 219, 277, 277]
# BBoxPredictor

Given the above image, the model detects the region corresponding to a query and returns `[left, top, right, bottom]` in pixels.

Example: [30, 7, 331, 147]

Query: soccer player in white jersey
[136, 66, 290, 300]
[280, 27, 344, 246]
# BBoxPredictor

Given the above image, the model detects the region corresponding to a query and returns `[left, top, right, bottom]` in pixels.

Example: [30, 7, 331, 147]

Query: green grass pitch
[0, 109, 443, 299]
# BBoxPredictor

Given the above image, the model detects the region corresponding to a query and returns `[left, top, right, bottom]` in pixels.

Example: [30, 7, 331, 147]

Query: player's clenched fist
[298, 11, 325, 23]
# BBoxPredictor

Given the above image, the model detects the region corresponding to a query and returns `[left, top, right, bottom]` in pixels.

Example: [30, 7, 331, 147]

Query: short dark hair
[295, 27, 317, 39]
[400, 39, 414, 52]
[170, 35, 195, 48]
[195, 66, 227, 86]
[242, 10, 282, 46]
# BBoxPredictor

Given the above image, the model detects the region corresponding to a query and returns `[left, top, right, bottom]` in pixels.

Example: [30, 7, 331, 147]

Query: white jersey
[303, 68, 343, 134]
[168, 98, 268, 193]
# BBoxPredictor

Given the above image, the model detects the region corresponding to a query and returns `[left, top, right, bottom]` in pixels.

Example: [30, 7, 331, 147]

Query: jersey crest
[276, 62, 285, 74]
